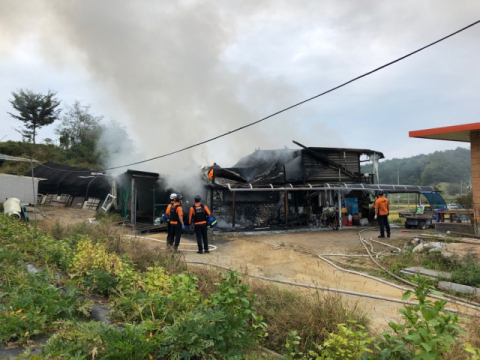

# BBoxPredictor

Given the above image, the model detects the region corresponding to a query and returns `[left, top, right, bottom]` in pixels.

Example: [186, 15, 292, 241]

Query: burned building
[205, 143, 385, 229]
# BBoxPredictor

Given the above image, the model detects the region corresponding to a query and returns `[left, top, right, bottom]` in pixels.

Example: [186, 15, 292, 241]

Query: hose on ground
[186, 261, 480, 318]
[358, 228, 480, 312]
[317, 255, 409, 292]
[124, 235, 217, 252]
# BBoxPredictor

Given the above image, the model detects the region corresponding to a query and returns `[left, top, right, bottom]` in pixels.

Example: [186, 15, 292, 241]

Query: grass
[191, 265, 369, 354]
[8, 214, 370, 356]
[4, 213, 480, 358]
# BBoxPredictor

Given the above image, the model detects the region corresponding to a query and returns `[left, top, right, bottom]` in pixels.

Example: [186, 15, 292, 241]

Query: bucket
[4, 198, 21, 219]
[347, 214, 353, 226]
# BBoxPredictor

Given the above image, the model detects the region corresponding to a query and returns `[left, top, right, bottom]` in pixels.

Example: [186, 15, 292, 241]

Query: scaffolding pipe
[338, 190, 342, 229]
[232, 191, 236, 230]
[225, 185, 438, 192]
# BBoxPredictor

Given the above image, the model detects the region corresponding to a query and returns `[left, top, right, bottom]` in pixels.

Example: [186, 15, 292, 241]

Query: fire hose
[129, 234, 480, 316]
[356, 228, 480, 311]
[186, 261, 480, 318]
[124, 235, 217, 252]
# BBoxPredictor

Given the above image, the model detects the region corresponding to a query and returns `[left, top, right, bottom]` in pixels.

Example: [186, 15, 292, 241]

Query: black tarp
[26, 162, 112, 199]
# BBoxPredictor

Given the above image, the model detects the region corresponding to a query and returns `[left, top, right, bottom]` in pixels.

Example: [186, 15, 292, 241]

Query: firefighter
[189, 195, 211, 254]
[374, 190, 390, 238]
[165, 193, 176, 243]
[168, 194, 185, 250]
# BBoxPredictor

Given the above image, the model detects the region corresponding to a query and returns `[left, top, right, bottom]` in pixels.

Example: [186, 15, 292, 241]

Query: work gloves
[181, 224, 185, 230]
[189, 224, 194, 231]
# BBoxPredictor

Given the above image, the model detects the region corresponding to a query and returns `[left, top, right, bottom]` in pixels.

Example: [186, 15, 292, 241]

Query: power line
[38, 19, 480, 174]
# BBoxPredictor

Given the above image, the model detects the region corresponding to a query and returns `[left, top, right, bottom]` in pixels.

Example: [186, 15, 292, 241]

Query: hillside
[361, 147, 471, 190]
[0, 140, 102, 175]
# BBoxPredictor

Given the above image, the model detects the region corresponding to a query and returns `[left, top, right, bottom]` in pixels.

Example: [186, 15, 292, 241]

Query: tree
[55, 101, 103, 149]
[8, 89, 61, 146]
[55, 101, 105, 167]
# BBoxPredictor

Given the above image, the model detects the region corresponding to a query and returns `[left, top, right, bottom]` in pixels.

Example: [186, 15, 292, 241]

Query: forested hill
[361, 147, 471, 186]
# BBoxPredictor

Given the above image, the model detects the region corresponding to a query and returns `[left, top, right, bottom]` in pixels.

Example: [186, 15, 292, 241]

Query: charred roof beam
[293, 140, 357, 179]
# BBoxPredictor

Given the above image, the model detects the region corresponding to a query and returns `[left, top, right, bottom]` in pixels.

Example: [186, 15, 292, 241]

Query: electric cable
[35, 19, 480, 174]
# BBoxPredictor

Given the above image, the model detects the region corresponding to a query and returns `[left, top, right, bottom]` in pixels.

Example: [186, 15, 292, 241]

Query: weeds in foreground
[3, 214, 480, 359]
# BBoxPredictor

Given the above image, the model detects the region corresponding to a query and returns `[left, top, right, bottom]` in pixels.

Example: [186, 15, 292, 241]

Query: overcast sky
[0, 0, 478, 172]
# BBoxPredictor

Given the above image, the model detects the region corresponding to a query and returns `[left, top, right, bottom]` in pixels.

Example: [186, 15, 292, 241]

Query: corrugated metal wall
[302, 149, 360, 183]
[0, 174, 40, 203]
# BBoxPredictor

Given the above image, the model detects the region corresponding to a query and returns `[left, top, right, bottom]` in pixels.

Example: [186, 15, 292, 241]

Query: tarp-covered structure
[26, 162, 112, 199]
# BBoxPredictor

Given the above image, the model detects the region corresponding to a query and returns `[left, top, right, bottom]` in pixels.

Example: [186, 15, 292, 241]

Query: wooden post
[232, 191, 236, 231]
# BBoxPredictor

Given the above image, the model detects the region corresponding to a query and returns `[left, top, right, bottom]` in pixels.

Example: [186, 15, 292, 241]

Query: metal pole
[131, 176, 136, 225]
[338, 191, 342, 229]
[284, 190, 288, 227]
[30, 158, 37, 227]
[232, 191, 236, 231]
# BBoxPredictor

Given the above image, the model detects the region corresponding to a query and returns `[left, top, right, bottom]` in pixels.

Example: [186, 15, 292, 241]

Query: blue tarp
[420, 191, 446, 209]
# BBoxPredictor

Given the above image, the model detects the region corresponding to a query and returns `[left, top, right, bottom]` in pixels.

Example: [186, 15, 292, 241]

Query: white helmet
[170, 193, 177, 200]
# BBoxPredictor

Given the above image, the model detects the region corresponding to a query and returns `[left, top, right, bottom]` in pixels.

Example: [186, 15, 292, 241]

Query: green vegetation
[8, 89, 61, 146]
[361, 147, 471, 189]
[1, 98, 135, 174]
[375, 274, 464, 360]
[2, 214, 480, 359]
[380, 249, 480, 289]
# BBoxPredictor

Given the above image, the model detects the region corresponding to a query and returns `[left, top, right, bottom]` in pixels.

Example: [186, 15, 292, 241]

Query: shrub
[70, 239, 123, 276]
[117, 264, 171, 295]
[375, 274, 464, 360]
[82, 269, 118, 297]
[161, 271, 267, 358]
[310, 321, 375, 359]
[450, 254, 480, 288]
[0, 269, 91, 345]
[37, 320, 161, 359]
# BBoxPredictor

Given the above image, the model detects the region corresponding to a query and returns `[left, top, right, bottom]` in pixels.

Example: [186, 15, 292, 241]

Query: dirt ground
[30, 207, 479, 331]
[139, 227, 480, 331]
[34, 205, 97, 228]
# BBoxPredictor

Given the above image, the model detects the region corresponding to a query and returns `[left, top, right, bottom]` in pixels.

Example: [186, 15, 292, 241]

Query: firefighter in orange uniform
[168, 194, 185, 250]
[189, 195, 211, 254]
[374, 190, 390, 238]
[165, 193, 176, 243]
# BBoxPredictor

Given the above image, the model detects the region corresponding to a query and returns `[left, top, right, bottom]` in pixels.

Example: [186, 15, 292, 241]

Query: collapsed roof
[210, 144, 384, 186]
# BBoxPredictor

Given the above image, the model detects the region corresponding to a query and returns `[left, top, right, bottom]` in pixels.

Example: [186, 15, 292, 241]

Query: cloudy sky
[0, 0, 478, 173]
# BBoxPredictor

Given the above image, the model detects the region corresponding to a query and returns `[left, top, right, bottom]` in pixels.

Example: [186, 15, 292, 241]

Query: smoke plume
[2, 0, 477, 195]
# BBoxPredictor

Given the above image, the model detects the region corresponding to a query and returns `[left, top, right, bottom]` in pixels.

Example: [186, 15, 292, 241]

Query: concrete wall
[470, 131, 480, 233]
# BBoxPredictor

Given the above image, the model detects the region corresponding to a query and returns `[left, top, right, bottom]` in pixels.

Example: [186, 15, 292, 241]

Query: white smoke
[2, 0, 476, 192]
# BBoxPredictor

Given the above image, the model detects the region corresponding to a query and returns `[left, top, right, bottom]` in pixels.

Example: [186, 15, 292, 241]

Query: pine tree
[8, 89, 61, 146]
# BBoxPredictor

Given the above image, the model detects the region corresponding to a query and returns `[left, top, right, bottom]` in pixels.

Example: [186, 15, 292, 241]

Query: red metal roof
[409, 122, 480, 142]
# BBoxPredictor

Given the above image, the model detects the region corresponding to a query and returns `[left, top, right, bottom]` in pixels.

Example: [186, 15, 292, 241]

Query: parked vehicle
[399, 205, 435, 230]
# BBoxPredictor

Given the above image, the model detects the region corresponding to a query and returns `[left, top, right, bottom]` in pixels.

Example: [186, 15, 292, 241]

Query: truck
[399, 205, 435, 230]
